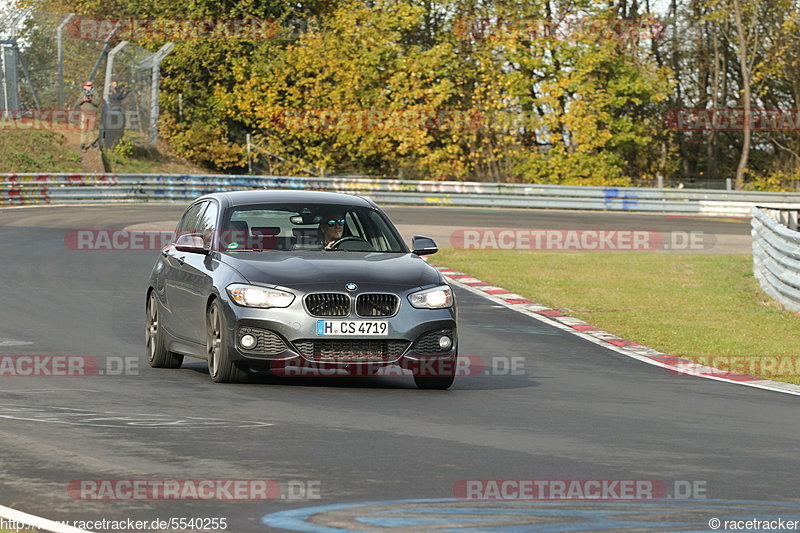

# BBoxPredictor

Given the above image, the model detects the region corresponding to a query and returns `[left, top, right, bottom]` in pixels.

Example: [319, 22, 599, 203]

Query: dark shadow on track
[178, 361, 537, 391]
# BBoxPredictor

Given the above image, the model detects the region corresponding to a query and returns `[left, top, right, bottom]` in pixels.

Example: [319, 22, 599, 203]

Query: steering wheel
[325, 236, 373, 251]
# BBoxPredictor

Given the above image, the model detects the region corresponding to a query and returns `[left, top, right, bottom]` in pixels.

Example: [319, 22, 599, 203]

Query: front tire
[206, 300, 248, 383]
[413, 353, 457, 390]
[146, 292, 183, 368]
[414, 375, 455, 390]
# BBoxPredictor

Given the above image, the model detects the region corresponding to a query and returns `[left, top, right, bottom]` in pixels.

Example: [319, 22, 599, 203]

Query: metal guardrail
[752, 205, 800, 313]
[3, 173, 800, 216]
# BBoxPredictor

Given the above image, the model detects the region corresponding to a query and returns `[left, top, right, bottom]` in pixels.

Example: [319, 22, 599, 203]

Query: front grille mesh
[305, 293, 350, 317]
[410, 329, 454, 355]
[239, 327, 287, 355]
[356, 294, 399, 317]
[293, 339, 410, 362]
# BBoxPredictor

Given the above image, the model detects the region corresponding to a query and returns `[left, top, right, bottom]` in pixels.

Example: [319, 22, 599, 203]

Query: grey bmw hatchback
[146, 190, 458, 389]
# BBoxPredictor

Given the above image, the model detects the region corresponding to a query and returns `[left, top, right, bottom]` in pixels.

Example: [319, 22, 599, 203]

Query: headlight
[408, 285, 453, 309]
[226, 284, 295, 308]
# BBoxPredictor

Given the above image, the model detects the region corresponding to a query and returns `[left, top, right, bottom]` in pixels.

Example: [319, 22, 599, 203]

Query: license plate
[316, 320, 388, 336]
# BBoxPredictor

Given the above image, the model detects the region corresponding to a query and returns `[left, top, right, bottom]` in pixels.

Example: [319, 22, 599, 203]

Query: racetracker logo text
[664, 109, 800, 131]
[271, 355, 525, 378]
[67, 479, 281, 500]
[453, 479, 707, 500]
[66, 17, 282, 41]
[452, 16, 665, 41]
[663, 355, 800, 379]
[0, 355, 96, 376]
[0, 356, 138, 377]
[450, 229, 710, 251]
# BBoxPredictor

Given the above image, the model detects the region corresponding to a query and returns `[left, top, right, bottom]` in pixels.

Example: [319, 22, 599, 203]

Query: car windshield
[219, 203, 406, 253]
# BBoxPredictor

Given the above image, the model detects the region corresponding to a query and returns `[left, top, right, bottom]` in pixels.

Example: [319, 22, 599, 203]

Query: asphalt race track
[1, 204, 797, 533]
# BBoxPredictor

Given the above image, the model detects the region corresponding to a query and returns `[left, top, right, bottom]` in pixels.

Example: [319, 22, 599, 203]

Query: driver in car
[320, 212, 345, 249]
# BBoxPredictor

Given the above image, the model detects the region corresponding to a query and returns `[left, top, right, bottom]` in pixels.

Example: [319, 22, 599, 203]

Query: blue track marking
[262, 498, 800, 532]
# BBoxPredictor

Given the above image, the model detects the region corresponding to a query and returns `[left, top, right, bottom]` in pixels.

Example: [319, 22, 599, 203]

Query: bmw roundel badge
[345, 283, 358, 291]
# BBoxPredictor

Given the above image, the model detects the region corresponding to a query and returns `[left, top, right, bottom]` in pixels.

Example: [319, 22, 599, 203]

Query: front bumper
[219, 286, 457, 373]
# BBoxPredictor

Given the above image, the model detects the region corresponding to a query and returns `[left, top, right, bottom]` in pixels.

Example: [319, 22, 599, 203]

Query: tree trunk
[707, 24, 719, 181]
[732, 0, 751, 190]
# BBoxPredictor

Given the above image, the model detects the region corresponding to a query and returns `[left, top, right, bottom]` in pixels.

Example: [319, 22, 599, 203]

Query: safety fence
[3, 173, 800, 216]
[752, 205, 800, 313]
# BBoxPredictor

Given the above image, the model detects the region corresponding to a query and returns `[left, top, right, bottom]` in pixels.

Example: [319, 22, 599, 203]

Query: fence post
[100, 41, 129, 148]
[56, 13, 75, 110]
[1, 43, 19, 118]
[246, 133, 252, 174]
[147, 43, 174, 144]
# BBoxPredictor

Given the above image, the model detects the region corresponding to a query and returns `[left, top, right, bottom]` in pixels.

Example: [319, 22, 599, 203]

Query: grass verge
[434, 249, 800, 384]
[102, 135, 216, 175]
[0, 131, 82, 172]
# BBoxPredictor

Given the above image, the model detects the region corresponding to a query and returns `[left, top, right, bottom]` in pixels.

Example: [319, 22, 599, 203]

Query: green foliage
[743, 170, 800, 191]
[113, 132, 136, 157]
[24, 0, 791, 188]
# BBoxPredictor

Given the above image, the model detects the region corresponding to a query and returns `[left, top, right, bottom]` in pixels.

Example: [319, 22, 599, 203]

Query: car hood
[219, 251, 442, 289]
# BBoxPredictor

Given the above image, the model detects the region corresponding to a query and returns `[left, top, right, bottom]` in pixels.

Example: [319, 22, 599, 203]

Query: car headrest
[229, 220, 249, 233]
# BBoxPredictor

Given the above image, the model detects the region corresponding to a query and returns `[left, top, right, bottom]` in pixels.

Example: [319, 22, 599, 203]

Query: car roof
[199, 189, 378, 209]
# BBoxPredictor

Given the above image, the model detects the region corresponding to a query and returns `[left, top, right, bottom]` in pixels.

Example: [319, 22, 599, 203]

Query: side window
[363, 210, 393, 251]
[197, 201, 219, 249]
[175, 202, 206, 239]
[345, 212, 365, 239]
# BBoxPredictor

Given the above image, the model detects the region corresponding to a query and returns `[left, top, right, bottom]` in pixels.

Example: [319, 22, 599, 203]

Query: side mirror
[411, 236, 438, 256]
[175, 233, 208, 254]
